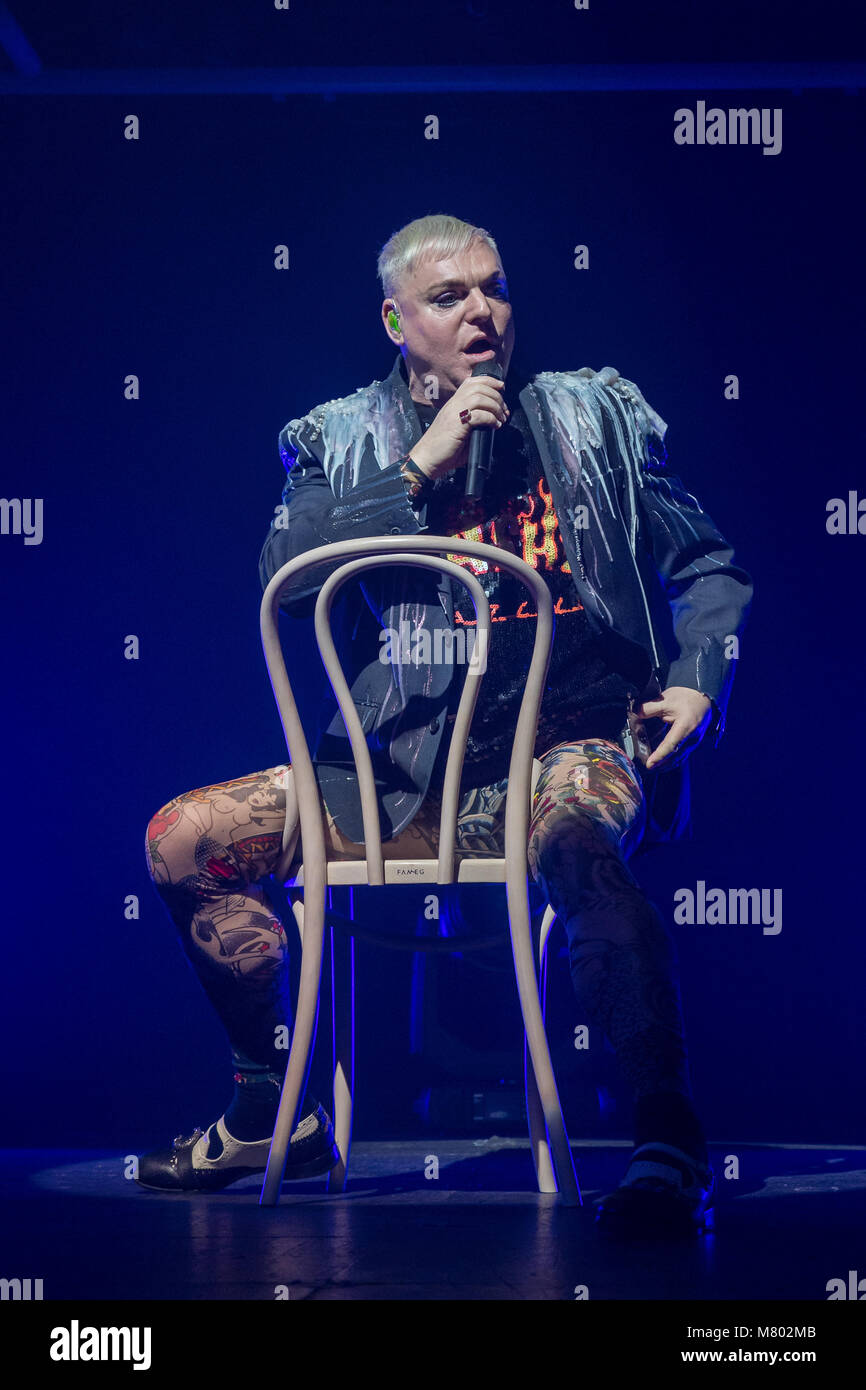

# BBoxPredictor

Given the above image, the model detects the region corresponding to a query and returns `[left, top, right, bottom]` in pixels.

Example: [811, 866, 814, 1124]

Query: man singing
[140, 214, 752, 1237]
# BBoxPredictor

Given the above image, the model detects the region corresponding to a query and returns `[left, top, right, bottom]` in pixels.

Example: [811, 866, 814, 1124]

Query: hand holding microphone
[464, 360, 505, 498]
[407, 367, 508, 489]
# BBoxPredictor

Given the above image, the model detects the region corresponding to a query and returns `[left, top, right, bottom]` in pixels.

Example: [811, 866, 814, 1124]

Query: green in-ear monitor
[388, 309, 400, 332]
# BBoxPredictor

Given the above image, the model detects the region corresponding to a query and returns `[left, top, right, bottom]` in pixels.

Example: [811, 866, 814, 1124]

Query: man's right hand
[409, 375, 509, 482]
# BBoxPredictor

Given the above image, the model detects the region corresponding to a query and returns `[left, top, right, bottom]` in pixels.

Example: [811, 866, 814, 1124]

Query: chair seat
[281, 757, 544, 887]
[286, 857, 507, 886]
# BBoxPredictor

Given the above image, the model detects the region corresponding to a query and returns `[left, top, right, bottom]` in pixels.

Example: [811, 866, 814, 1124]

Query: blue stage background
[2, 31, 863, 1149]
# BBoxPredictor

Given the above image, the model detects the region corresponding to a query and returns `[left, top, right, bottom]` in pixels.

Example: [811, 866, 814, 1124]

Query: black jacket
[259, 353, 754, 852]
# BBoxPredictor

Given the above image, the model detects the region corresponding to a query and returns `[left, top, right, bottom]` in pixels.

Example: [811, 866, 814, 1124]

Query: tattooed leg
[144, 759, 451, 1060]
[145, 765, 298, 1068]
[527, 739, 692, 1100]
[319, 776, 512, 862]
[422, 777, 511, 859]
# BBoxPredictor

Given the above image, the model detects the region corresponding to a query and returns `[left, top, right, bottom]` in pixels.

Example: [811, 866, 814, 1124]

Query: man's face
[383, 242, 515, 401]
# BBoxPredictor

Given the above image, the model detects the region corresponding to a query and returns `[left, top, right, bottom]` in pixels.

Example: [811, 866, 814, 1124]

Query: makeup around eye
[433, 286, 508, 306]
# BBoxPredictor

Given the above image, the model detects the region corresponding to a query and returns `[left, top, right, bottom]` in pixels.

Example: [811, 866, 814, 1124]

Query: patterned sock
[224, 1049, 318, 1142]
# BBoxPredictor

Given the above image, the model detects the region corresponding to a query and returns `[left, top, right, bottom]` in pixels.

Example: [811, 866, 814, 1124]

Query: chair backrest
[260, 535, 554, 889]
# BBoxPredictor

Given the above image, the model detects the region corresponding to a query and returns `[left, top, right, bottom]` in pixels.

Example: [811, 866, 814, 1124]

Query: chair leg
[524, 905, 558, 1193]
[327, 887, 355, 1193]
[508, 881, 582, 1207]
[259, 886, 326, 1206]
[290, 891, 304, 945]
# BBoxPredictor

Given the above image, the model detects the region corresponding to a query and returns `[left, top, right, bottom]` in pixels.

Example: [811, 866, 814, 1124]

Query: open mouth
[462, 336, 498, 359]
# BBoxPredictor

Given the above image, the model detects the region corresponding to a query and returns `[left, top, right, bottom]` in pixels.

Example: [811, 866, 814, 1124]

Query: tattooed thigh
[527, 738, 646, 880]
[145, 764, 298, 891]
[424, 777, 511, 859]
[319, 744, 640, 873]
[144, 742, 643, 899]
[317, 776, 512, 864]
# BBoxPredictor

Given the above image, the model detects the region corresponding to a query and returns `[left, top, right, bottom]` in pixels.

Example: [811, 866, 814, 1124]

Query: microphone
[464, 358, 505, 499]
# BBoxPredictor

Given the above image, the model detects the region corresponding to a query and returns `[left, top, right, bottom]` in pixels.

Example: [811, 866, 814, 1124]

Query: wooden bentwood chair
[258, 535, 581, 1209]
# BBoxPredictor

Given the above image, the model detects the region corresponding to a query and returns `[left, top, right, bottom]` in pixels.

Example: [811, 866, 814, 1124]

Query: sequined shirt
[412, 397, 638, 789]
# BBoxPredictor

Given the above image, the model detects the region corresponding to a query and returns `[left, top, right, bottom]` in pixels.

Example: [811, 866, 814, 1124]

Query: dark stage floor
[2, 1141, 864, 1302]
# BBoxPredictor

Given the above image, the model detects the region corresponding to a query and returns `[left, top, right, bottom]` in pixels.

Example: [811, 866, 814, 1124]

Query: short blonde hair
[377, 213, 500, 301]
